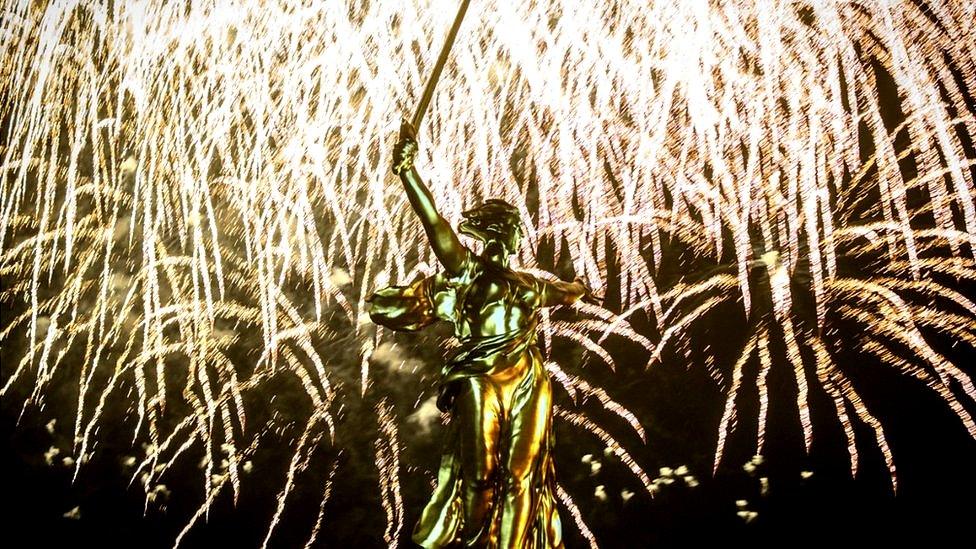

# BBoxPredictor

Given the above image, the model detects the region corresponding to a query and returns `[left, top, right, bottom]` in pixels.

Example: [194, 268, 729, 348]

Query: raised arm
[392, 119, 469, 276]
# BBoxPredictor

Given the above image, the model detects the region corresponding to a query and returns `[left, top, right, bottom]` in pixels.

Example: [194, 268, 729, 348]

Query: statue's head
[459, 199, 522, 255]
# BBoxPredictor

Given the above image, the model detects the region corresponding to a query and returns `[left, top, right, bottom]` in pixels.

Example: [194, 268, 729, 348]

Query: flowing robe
[367, 253, 563, 548]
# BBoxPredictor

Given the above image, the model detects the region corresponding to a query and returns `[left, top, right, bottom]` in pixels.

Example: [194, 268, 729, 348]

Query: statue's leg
[498, 370, 553, 549]
[456, 377, 502, 545]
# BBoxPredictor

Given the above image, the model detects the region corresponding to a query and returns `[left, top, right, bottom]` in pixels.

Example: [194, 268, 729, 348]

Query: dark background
[4, 301, 976, 548]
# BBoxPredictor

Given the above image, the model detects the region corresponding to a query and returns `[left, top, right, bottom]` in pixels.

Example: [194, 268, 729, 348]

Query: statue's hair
[461, 199, 523, 252]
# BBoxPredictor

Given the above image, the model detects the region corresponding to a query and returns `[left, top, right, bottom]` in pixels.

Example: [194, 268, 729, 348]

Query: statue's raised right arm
[392, 119, 470, 276]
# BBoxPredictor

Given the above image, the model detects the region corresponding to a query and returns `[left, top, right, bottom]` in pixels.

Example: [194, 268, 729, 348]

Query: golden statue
[367, 120, 596, 548]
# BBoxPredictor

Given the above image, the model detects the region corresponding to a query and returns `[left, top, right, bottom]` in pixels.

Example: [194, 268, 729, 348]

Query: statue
[366, 120, 598, 548]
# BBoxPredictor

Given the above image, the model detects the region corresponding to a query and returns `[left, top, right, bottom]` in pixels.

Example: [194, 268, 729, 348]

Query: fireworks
[1, 0, 974, 544]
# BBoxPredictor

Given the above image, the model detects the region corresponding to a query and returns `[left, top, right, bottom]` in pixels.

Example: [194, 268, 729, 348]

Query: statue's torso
[440, 255, 541, 340]
[447, 258, 546, 405]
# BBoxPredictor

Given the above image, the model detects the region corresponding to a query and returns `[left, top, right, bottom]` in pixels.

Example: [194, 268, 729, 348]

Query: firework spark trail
[375, 398, 405, 547]
[173, 432, 267, 548]
[1, 0, 975, 544]
[713, 332, 758, 475]
[262, 414, 330, 549]
[756, 331, 772, 454]
[810, 335, 860, 477]
[766, 251, 814, 453]
[546, 361, 646, 442]
[555, 406, 653, 493]
[555, 483, 599, 549]
[304, 458, 341, 549]
[818, 351, 897, 490]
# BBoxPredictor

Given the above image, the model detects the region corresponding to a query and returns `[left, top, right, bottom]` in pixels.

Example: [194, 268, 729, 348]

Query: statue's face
[458, 219, 486, 242]
[459, 219, 520, 255]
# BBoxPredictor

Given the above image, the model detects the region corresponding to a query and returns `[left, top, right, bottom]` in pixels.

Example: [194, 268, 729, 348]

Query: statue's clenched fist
[392, 118, 418, 175]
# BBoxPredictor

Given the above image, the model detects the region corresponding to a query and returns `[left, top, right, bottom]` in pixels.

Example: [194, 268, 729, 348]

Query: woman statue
[367, 120, 597, 548]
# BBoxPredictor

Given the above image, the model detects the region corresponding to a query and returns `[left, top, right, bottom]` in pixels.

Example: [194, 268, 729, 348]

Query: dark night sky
[4, 302, 976, 548]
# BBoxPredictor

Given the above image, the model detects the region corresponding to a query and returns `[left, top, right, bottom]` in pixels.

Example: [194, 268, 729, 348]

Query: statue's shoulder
[443, 248, 483, 284]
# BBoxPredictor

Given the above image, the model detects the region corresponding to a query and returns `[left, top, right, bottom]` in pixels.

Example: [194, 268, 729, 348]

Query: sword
[410, 0, 472, 131]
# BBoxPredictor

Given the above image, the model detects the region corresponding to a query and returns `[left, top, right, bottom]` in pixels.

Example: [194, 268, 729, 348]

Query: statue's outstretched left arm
[538, 277, 601, 307]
